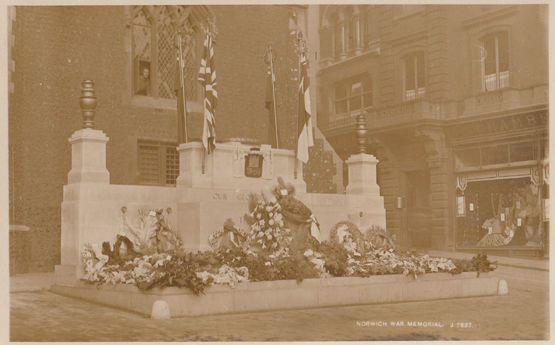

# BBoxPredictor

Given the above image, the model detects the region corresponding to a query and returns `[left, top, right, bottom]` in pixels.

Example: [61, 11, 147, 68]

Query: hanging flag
[264, 46, 278, 148]
[198, 30, 217, 154]
[296, 51, 314, 163]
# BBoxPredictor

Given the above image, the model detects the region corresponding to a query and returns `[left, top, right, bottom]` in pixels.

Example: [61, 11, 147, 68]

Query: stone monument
[56, 80, 386, 284]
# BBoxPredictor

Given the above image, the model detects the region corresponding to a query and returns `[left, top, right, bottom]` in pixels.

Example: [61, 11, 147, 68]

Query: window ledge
[480, 86, 512, 94]
[319, 44, 381, 71]
[131, 95, 202, 112]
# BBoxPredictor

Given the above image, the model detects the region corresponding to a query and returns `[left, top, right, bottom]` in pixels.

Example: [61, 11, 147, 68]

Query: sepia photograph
[3, 1, 551, 342]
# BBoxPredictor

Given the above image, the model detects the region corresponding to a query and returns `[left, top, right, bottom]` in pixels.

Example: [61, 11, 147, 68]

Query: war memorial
[50, 79, 505, 319]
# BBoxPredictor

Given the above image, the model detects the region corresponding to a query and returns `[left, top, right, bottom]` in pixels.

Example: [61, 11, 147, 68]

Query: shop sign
[448, 111, 547, 140]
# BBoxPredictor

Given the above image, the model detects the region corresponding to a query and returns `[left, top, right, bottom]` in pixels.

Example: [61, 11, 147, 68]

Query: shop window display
[456, 177, 543, 248]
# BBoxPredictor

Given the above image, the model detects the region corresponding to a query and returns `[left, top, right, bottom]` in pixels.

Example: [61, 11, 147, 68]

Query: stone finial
[79, 80, 97, 129]
[356, 111, 368, 154]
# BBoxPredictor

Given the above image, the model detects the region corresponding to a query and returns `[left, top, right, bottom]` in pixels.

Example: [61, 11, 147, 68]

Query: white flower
[268, 219, 275, 226]
[304, 249, 314, 257]
[196, 271, 213, 283]
[264, 261, 272, 266]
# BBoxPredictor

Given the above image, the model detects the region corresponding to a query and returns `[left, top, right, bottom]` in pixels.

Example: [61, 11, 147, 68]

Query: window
[348, 15, 361, 52]
[509, 141, 537, 163]
[455, 148, 481, 170]
[138, 141, 179, 185]
[363, 9, 374, 46]
[334, 74, 372, 115]
[481, 144, 509, 166]
[131, 6, 205, 100]
[455, 142, 540, 171]
[403, 52, 426, 101]
[333, 19, 345, 57]
[481, 32, 509, 92]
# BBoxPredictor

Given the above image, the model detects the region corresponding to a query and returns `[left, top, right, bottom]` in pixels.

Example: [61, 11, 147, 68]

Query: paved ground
[9, 265, 549, 341]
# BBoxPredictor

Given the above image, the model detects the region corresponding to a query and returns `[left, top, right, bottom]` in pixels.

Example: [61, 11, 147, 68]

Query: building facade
[314, 5, 549, 254]
[9, 5, 549, 274]
[8, 5, 343, 273]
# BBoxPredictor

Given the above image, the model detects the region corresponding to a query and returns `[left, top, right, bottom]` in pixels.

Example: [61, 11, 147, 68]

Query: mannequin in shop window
[476, 193, 516, 247]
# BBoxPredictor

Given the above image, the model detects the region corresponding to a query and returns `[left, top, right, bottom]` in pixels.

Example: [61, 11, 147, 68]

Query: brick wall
[10, 5, 301, 272]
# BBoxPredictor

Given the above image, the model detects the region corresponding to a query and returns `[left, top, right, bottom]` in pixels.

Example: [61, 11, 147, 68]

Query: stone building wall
[9, 5, 304, 272]
[315, 5, 548, 250]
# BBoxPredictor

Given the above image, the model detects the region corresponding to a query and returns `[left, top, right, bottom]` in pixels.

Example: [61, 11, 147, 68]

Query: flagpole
[202, 95, 206, 175]
[201, 31, 208, 175]
[177, 33, 188, 143]
[269, 46, 279, 149]
[294, 32, 303, 179]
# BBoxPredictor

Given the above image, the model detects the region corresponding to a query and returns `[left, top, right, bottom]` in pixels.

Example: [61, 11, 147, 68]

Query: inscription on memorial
[211, 191, 250, 201]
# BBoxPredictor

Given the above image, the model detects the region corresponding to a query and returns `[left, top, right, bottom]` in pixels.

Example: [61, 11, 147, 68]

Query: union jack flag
[198, 30, 217, 154]
[297, 50, 314, 164]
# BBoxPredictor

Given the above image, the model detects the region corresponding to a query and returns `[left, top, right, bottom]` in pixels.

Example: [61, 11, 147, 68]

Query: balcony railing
[483, 71, 510, 92]
[319, 84, 548, 135]
[321, 101, 455, 134]
[404, 87, 426, 101]
[320, 39, 381, 68]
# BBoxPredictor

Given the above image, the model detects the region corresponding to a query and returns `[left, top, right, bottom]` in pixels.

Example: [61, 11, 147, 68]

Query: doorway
[404, 170, 432, 248]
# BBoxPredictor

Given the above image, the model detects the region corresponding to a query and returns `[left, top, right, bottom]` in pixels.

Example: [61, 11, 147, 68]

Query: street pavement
[9, 265, 549, 341]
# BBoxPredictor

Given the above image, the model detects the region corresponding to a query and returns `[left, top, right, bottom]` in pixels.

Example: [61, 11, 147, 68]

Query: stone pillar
[373, 144, 404, 245]
[427, 155, 452, 249]
[347, 111, 379, 195]
[417, 127, 452, 249]
[346, 153, 380, 195]
[67, 80, 110, 184]
[176, 141, 206, 188]
[57, 80, 111, 285]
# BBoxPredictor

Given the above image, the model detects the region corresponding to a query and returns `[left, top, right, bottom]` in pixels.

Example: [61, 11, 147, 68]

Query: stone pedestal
[67, 128, 110, 184]
[346, 153, 380, 195]
[176, 141, 306, 192]
[175, 141, 307, 251]
[57, 128, 110, 282]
